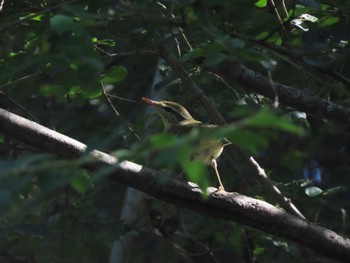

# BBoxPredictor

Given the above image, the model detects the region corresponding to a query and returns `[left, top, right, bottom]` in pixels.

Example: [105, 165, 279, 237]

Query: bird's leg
[211, 159, 225, 191]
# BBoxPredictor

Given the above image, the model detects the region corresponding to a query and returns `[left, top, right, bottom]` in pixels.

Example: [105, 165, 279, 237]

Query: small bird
[142, 97, 230, 191]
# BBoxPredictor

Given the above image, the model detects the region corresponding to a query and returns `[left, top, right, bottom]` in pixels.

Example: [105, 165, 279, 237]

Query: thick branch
[0, 108, 350, 262]
[220, 62, 350, 127]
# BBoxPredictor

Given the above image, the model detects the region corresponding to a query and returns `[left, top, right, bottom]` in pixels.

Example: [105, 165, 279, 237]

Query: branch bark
[220, 62, 350, 127]
[0, 108, 350, 262]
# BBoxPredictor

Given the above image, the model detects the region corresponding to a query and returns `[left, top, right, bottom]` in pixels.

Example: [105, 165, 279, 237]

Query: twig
[0, 0, 4, 12]
[248, 156, 305, 219]
[0, 72, 42, 89]
[207, 71, 242, 99]
[321, 68, 350, 87]
[267, 71, 279, 108]
[97, 48, 157, 58]
[101, 82, 142, 141]
[268, 0, 290, 42]
[100, 48, 157, 70]
[314, 197, 325, 224]
[104, 93, 136, 103]
[0, 91, 38, 122]
[281, 0, 289, 17]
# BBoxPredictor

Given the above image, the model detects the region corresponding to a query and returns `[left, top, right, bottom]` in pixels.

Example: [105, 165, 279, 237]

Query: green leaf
[226, 225, 244, 251]
[69, 173, 90, 194]
[305, 186, 323, 197]
[319, 16, 340, 27]
[244, 110, 304, 135]
[50, 14, 75, 35]
[150, 133, 177, 149]
[39, 85, 69, 102]
[226, 129, 269, 153]
[102, 66, 128, 83]
[324, 186, 347, 195]
[30, 14, 44, 21]
[180, 160, 206, 182]
[255, 31, 269, 39]
[71, 93, 86, 107]
[181, 47, 205, 62]
[0, 133, 5, 143]
[255, 0, 267, 8]
[205, 52, 227, 67]
[180, 159, 209, 191]
[92, 38, 116, 46]
[82, 86, 102, 99]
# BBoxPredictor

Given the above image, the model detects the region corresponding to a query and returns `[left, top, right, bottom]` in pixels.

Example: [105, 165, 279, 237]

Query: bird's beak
[142, 97, 157, 106]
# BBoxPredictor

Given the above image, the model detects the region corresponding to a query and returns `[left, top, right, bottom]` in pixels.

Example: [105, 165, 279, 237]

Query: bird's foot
[213, 185, 225, 193]
[218, 185, 225, 192]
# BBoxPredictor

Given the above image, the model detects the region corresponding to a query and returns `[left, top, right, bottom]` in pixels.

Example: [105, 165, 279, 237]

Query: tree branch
[0, 108, 349, 262]
[220, 62, 350, 127]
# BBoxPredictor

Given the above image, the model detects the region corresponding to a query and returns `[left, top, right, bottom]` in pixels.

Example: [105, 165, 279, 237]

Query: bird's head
[142, 97, 195, 131]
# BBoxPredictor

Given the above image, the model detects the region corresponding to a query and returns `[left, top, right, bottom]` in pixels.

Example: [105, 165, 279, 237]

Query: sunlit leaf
[299, 14, 318, 23]
[92, 38, 116, 46]
[69, 173, 90, 194]
[30, 14, 44, 21]
[305, 186, 323, 197]
[255, 0, 267, 8]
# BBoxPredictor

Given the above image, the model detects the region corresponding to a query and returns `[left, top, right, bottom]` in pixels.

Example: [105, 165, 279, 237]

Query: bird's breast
[190, 140, 225, 165]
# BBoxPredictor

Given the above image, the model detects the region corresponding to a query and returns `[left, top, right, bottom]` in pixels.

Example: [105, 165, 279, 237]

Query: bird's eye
[163, 106, 186, 121]
[163, 106, 174, 113]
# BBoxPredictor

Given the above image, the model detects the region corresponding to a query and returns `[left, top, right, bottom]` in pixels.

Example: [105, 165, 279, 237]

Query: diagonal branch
[0, 108, 349, 262]
[220, 62, 350, 127]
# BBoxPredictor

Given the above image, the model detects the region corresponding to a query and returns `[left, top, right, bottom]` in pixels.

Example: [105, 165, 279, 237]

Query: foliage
[1, 0, 350, 262]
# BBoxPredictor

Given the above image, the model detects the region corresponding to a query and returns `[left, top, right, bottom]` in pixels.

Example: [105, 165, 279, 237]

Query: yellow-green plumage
[143, 97, 230, 191]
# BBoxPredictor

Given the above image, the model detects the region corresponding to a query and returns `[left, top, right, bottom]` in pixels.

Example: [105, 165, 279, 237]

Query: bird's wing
[170, 120, 216, 134]
[171, 121, 231, 143]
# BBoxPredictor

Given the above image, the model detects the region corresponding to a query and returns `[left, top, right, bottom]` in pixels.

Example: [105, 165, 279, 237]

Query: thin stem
[0, 91, 38, 122]
[101, 82, 142, 141]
